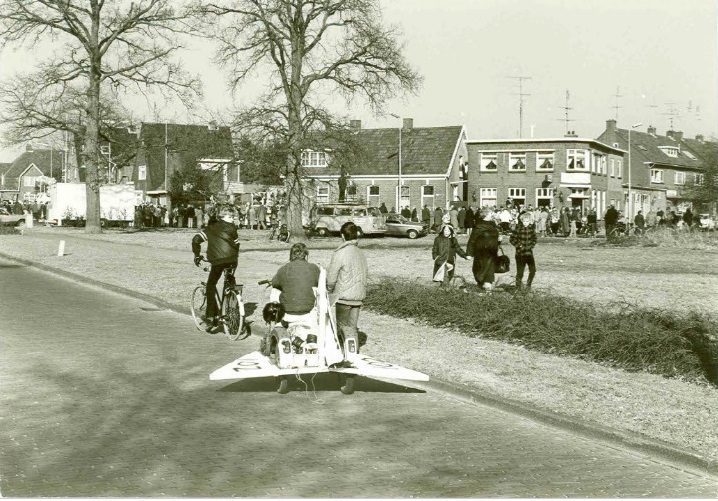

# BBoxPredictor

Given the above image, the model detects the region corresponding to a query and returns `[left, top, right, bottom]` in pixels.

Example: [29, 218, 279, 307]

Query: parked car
[698, 214, 716, 230]
[384, 213, 427, 239]
[0, 207, 26, 227]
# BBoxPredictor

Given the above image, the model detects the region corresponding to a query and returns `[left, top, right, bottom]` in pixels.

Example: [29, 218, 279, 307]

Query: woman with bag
[432, 224, 467, 287]
[509, 211, 538, 291]
[466, 207, 501, 292]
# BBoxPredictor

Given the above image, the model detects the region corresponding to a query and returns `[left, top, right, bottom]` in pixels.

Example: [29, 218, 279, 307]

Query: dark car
[384, 213, 427, 239]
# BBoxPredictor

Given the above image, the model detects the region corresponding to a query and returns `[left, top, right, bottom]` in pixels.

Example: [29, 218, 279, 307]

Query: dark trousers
[515, 254, 536, 287]
[205, 262, 236, 320]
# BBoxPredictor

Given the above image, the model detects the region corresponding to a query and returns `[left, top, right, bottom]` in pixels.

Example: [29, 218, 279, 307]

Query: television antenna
[507, 75, 531, 138]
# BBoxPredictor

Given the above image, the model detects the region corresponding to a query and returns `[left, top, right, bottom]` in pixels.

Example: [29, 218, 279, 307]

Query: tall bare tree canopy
[199, 0, 421, 241]
[0, 0, 201, 233]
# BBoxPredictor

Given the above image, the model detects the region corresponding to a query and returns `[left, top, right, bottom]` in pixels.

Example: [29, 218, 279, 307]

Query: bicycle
[190, 260, 251, 341]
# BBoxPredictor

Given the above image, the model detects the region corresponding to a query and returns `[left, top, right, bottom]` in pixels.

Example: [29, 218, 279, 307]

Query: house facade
[597, 120, 709, 215]
[303, 119, 468, 212]
[0, 144, 67, 203]
[464, 135, 626, 217]
[131, 122, 235, 205]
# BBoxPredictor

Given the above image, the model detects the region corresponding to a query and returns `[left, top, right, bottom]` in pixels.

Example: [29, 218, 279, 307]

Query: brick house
[597, 120, 708, 215]
[131, 122, 235, 205]
[464, 135, 626, 217]
[302, 119, 468, 212]
[0, 144, 67, 202]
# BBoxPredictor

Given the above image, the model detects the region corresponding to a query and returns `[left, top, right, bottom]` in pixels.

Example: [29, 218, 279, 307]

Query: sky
[0, 0, 716, 161]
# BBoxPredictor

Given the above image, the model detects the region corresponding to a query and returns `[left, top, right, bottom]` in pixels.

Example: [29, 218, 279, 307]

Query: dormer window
[301, 150, 329, 167]
[684, 151, 697, 160]
[658, 146, 679, 158]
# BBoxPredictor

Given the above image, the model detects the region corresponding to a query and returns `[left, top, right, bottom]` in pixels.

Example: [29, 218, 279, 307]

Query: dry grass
[1, 225, 717, 463]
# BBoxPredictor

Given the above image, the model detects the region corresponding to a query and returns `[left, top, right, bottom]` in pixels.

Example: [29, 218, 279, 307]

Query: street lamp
[389, 113, 402, 211]
[628, 122, 643, 221]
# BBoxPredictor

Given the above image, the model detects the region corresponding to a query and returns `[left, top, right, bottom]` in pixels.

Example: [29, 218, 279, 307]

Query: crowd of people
[1, 199, 50, 221]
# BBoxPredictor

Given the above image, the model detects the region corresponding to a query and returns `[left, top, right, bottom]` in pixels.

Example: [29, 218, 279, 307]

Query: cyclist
[192, 205, 240, 332]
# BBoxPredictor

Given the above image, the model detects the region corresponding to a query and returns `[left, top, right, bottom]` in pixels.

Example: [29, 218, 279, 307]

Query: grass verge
[365, 278, 718, 386]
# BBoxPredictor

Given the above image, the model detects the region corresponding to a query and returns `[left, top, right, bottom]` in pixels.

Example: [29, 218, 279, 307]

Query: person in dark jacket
[683, 208, 694, 228]
[466, 207, 500, 292]
[464, 206, 475, 237]
[432, 224, 467, 287]
[509, 211, 537, 291]
[604, 205, 619, 238]
[421, 205, 431, 227]
[192, 205, 240, 331]
[271, 243, 320, 316]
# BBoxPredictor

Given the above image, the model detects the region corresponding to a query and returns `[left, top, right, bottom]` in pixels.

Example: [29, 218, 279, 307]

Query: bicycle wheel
[221, 290, 245, 341]
[190, 285, 207, 331]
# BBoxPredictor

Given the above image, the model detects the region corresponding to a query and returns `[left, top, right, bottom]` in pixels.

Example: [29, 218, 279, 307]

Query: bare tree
[1, 0, 201, 233]
[197, 0, 421, 241]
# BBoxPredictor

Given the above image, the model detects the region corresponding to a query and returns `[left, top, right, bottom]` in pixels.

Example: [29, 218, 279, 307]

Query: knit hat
[441, 224, 455, 236]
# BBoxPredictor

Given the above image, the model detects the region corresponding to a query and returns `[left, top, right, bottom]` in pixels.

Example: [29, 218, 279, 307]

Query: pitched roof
[598, 127, 704, 170]
[101, 127, 140, 168]
[0, 148, 65, 191]
[138, 123, 234, 191]
[306, 125, 464, 176]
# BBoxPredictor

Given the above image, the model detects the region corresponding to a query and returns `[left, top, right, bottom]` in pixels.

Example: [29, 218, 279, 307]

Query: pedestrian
[634, 210, 645, 235]
[604, 205, 619, 238]
[466, 207, 500, 292]
[432, 224, 467, 287]
[560, 207, 571, 237]
[196, 206, 204, 229]
[683, 208, 694, 229]
[379, 202, 388, 214]
[433, 206, 443, 233]
[465, 206, 475, 237]
[586, 208, 597, 237]
[457, 205, 466, 234]
[248, 204, 257, 229]
[509, 211, 537, 291]
[421, 204, 431, 228]
[258, 202, 267, 230]
[186, 204, 196, 229]
[449, 205, 459, 230]
[401, 206, 411, 219]
[326, 221, 369, 360]
[411, 207, 418, 222]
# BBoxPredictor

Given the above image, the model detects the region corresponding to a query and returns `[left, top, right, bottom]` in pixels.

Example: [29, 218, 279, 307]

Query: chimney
[349, 119, 362, 130]
[402, 118, 413, 130]
[674, 131, 683, 142]
[564, 130, 578, 138]
[666, 130, 675, 139]
[605, 119, 617, 144]
[696, 134, 704, 142]
[647, 125, 656, 136]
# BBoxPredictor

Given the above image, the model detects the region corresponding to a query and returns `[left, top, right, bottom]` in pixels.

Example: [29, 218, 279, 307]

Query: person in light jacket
[327, 221, 369, 354]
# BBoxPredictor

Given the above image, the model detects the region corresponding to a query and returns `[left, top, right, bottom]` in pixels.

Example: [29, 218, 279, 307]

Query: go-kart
[209, 268, 429, 394]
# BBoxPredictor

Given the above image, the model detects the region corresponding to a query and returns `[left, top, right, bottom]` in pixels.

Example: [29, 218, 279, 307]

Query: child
[509, 211, 537, 290]
[432, 224, 467, 287]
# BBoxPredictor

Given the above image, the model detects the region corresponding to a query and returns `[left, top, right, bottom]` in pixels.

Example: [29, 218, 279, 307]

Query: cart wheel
[277, 376, 289, 394]
[340, 375, 355, 395]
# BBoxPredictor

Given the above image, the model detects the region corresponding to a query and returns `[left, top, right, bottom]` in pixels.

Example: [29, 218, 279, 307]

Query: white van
[311, 203, 387, 237]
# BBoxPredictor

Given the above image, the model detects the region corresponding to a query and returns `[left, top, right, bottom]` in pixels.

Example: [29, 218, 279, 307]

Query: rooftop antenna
[663, 102, 679, 131]
[507, 75, 531, 138]
[557, 89, 575, 134]
[612, 86, 623, 121]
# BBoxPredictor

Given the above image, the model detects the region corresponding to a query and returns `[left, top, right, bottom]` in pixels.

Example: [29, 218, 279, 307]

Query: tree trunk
[286, 31, 307, 243]
[84, 5, 102, 234]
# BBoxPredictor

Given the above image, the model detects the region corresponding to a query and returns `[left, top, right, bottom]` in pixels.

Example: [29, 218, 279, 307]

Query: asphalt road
[1, 258, 716, 497]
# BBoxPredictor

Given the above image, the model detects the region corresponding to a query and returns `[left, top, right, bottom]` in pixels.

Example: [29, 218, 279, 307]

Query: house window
[24, 176, 39, 187]
[609, 159, 615, 177]
[345, 185, 357, 201]
[509, 153, 526, 171]
[316, 186, 330, 203]
[508, 188, 526, 207]
[421, 185, 435, 208]
[479, 188, 497, 207]
[536, 188, 554, 207]
[601, 156, 607, 174]
[398, 185, 410, 209]
[658, 146, 679, 158]
[366, 185, 380, 206]
[536, 152, 554, 171]
[567, 150, 588, 170]
[695, 173, 705, 185]
[301, 150, 328, 167]
[616, 160, 622, 178]
[651, 169, 663, 183]
[480, 152, 498, 171]
[674, 171, 685, 185]
[138, 164, 147, 180]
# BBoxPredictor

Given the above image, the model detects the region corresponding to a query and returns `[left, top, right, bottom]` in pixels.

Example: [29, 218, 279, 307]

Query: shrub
[365, 278, 718, 386]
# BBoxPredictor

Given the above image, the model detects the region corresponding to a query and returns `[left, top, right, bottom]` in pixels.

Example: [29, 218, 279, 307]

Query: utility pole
[613, 86, 623, 121]
[507, 76, 531, 138]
